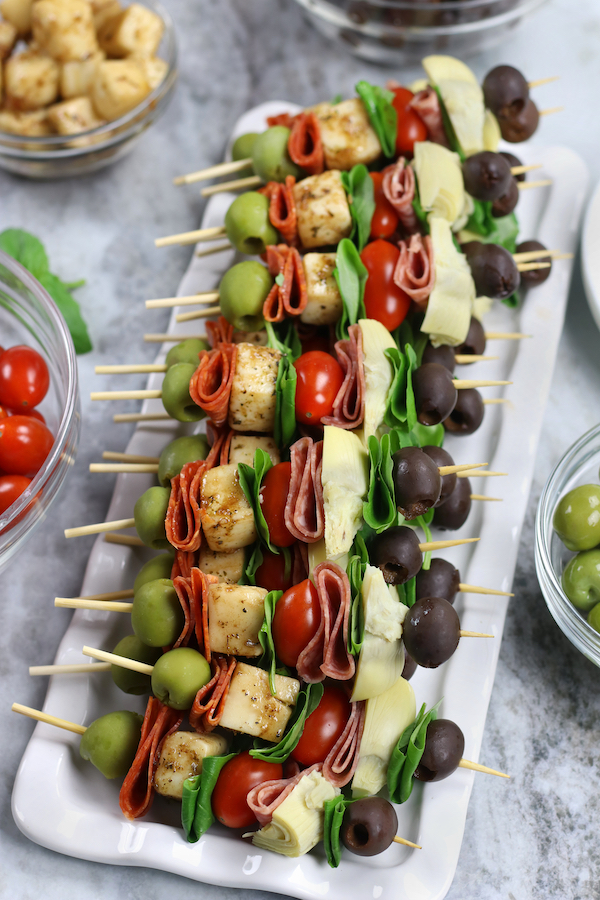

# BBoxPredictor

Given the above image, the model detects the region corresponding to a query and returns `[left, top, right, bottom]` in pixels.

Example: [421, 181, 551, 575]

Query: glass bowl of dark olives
[291, 0, 548, 65]
[535, 423, 600, 667]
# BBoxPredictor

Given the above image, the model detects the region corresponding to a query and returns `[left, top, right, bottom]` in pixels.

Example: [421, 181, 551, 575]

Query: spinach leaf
[411, 421, 445, 448]
[463, 207, 519, 253]
[396, 576, 417, 608]
[334, 238, 368, 341]
[266, 321, 300, 448]
[249, 682, 324, 763]
[387, 700, 442, 803]
[182, 753, 237, 842]
[238, 449, 276, 553]
[240, 542, 263, 585]
[340, 165, 375, 253]
[501, 290, 520, 309]
[355, 81, 397, 159]
[346, 538, 367, 655]
[363, 433, 396, 533]
[258, 589, 284, 695]
[383, 343, 417, 433]
[323, 796, 354, 867]
[412, 184, 430, 233]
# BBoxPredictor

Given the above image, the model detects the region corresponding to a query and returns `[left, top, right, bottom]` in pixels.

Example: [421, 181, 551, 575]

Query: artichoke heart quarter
[420, 216, 475, 348]
[322, 426, 369, 560]
[358, 318, 396, 442]
[413, 141, 465, 228]
[421, 55, 485, 157]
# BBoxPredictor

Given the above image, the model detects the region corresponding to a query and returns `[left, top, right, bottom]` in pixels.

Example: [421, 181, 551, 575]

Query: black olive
[462, 152, 512, 203]
[497, 98, 539, 143]
[432, 476, 472, 530]
[413, 719, 465, 782]
[455, 316, 486, 358]
[443, 388, 484, 436]
[515, 240, 552, 286]
[491, 177, 519, 218]
[421, 445, 457, 506]
[341, 798, 398, 857]
[462, 241, 520, 300]
[369, 525, 423, 586]
[499, 151, 526, 182]
[412, 363, 457, 426]
[416, 558, 460, 605]
[392, 446, 442, 520]
[421, 342, 456, 373]
[482, 65, 529, 117]
[402, 596, 460, 668]
[402, 651, 418, 681]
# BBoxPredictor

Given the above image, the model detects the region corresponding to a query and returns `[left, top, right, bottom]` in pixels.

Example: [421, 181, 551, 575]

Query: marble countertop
[2, 1, 600, 897]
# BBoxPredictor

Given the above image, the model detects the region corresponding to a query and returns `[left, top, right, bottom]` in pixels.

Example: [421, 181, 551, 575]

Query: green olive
[218, 261, 272, 332]
[79, 710, 143, 779]
[111, 634, 162, 694]
[151, 647, 211, 710]
[158, 434, 210, 487]
[162, 362, 205, 423]
[133, 553, 174, 593]
[166, 338, 209, 369]
[134, 485, 171, 550]
[562, 550, 600, 612]
[553, 485, 600, 552]
[251, 126, 301, 183]
[224, 192, 278, 256]
[232, 132, 260, 177]
[589, 602, 600, 634]
[131, 578, 184, 647]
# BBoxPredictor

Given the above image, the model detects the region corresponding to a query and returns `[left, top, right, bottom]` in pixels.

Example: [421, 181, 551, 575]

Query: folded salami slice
[247, 763, 322, 826]
[207, 316, 234, 349]
[322, 700, 366, 787]
[296, 562, 355, 684]
[321, 324, 365, 430]
[410, 88, 450, 148]
[189, 654, 236, 732]
[119, 697, 183, 820]
[394, 233, 435, 307]
[189, 343, 237, 427]
[259, 176, 298, 246]
[288, 112, 324, 176]
[292, 541, 309, 585]
[284, 437, 324, 543]
[383, 159, 418, 235]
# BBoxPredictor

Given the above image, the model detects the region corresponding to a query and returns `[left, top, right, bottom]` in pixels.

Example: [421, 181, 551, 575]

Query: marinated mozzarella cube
[207, 583, 267, 658]
[90, 0, 121, 31]
[301, 252, 343, 326]
[135, 54, 167, 91]
[0, 0, 33, 35]
[47, 95, 104, 133]
[311, 98, 381, 170]
[0, 107, 51, 134]
[198, 546, 245, 584]
[232, 329, 268, 347]
[219, 662, 300, 744]
[228, 434, 280, 467]
[228, 343, 280, 434]
[60, 50, 104, 98]
[0, 19, 17, 58]
[97, 2, 163, 58]
[32, 0, 99, 62]
[91, 58, 149, 120]
[4, 50, 59, 110]
[199, 463, 257, 552]
[153, 731, 229, 800]
[293, 170, 352, 250]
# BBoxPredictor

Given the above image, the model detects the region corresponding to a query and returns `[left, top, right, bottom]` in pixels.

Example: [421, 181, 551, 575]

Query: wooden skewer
[176, 306, 221, 323]
[12, 702, 87, 735]
[65, 518, 135, 538]
[56, 589, 135, 602]
[458, 470, 507, 477]
[512, 248, 565, 262]
[459, 583, 513, 597]
[91, 389, 162, 401]
[201, 174, 262, 197]
[96, 363, 167, 374]
[418, 538, 479, 552]
[103, 452, 159, 464]
[104, 533, 145, 548]
[528, 76, 559, 88]
[146, 291, 220, 309]
[55, 597, 133, 612]
[83, 645, 153, 674]
[29, 663, 112, 676]
[144, 333, 206, 343]
[114, 412, 172, 423]
[485, 332, 530, 340]
[196, 241, 233, 258]
[483, 398, 509, 405]
[510, 163, 542, 175]
[459, 631, 494, 638]
[470, 494, 502, 501]
[453, 380, 511, 389]
[458, 759, 509, 778]
[517, 262, 551, 272]
[173, 157, 252, 186]
[90, 463, 159, 474]
[454, 354, 498, 364]
[438, 463, 487, 475]
[155, 226, 227, 248]
[393, 836, 422, 849]
[539, 106, 563, 116]
[518, 179, 553, 190]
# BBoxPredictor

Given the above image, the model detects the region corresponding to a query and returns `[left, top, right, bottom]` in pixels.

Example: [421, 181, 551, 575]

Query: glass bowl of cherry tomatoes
[0, 249, 80, 573]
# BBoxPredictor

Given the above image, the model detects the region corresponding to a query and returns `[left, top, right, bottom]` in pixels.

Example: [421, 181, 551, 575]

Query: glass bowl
[0, 250, 80, 573]
[291, 0, 548, 65]
[535, 423, 600, 667]
[0, 0, 177, 179]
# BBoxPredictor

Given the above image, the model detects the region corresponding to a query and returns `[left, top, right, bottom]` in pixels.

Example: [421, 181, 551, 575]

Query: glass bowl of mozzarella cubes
[0, 0, 176, 178]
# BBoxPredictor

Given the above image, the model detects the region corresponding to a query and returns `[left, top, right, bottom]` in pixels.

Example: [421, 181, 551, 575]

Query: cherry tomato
[0, 474, 31, 514]
[361, 240, 411, 331]
[0, 345, 50, 411]
[0, 406, 9, 420]
[272, 578, 321, 668]
[369, 172, 399, 240]
[211, 752, 283, 829]
[294, 351, 344, 427]
[0, 415, 54, 476]
[291, 684, 351, 766]
[391, 87, 428, 157]
[255, 547, 295, 593]
[259, 462, 295, 547]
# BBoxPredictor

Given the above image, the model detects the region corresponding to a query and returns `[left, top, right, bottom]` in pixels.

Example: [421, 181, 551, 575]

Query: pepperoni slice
[189, 655, 236, 732]
[288, 112, 324, 175]
[189, 343, 237, 427]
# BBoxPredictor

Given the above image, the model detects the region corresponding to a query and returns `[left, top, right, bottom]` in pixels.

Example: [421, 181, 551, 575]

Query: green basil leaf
[240, 542, 263, 585]
[323, 796, 354, 867]
[334, 238, 368, 341]
[38, 272, 92, 355]
[0, 228, 49, 279]
[355, 81, 397, 159]
[411, 421, 445, 448]
[396, 575, 417, 608]
[412, 184, 430, 233]
[266, 320, 302, 361]
[258, 589, 284, 695]
[182, 752, 237, 842]
[363, 433, 396, 533]
[331, 93, 342, 105]
[433, 88, 464, 160]
[238, 449, 276, 553]
[346, 545, 366, 655]
[387, 700, 442, 803]
[249, 682, 324, 763]
[341, 165, 375, 253]
[501, 290, 520, 309]
[274, 356, 298, 449]
[463, 206, 519, 254]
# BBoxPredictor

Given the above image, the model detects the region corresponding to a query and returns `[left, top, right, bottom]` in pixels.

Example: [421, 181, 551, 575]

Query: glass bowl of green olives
[535, 423, 600, 666]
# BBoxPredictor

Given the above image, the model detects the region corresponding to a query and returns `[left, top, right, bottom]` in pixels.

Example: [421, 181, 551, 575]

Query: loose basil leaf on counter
[387, 699, 442, 804]
[238, 449, 276, 553]
[334, 238, 368, 341]
[258, 589, 284, 695]
[341, 165, 375, 253]
[355, 81, 397, 159]
[267, 321, 300, 449]
[249, 682, 324, 763]
[363, 433, 396, 534]
[323, 796, 355, 867]
[182, 752, 237, 842]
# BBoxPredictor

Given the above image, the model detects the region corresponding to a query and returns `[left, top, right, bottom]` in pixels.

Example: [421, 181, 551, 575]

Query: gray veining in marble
[2, 0, 600, 898]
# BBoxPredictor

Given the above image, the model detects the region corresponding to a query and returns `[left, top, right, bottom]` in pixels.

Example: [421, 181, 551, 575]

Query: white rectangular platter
[11, 101, 589, 900]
